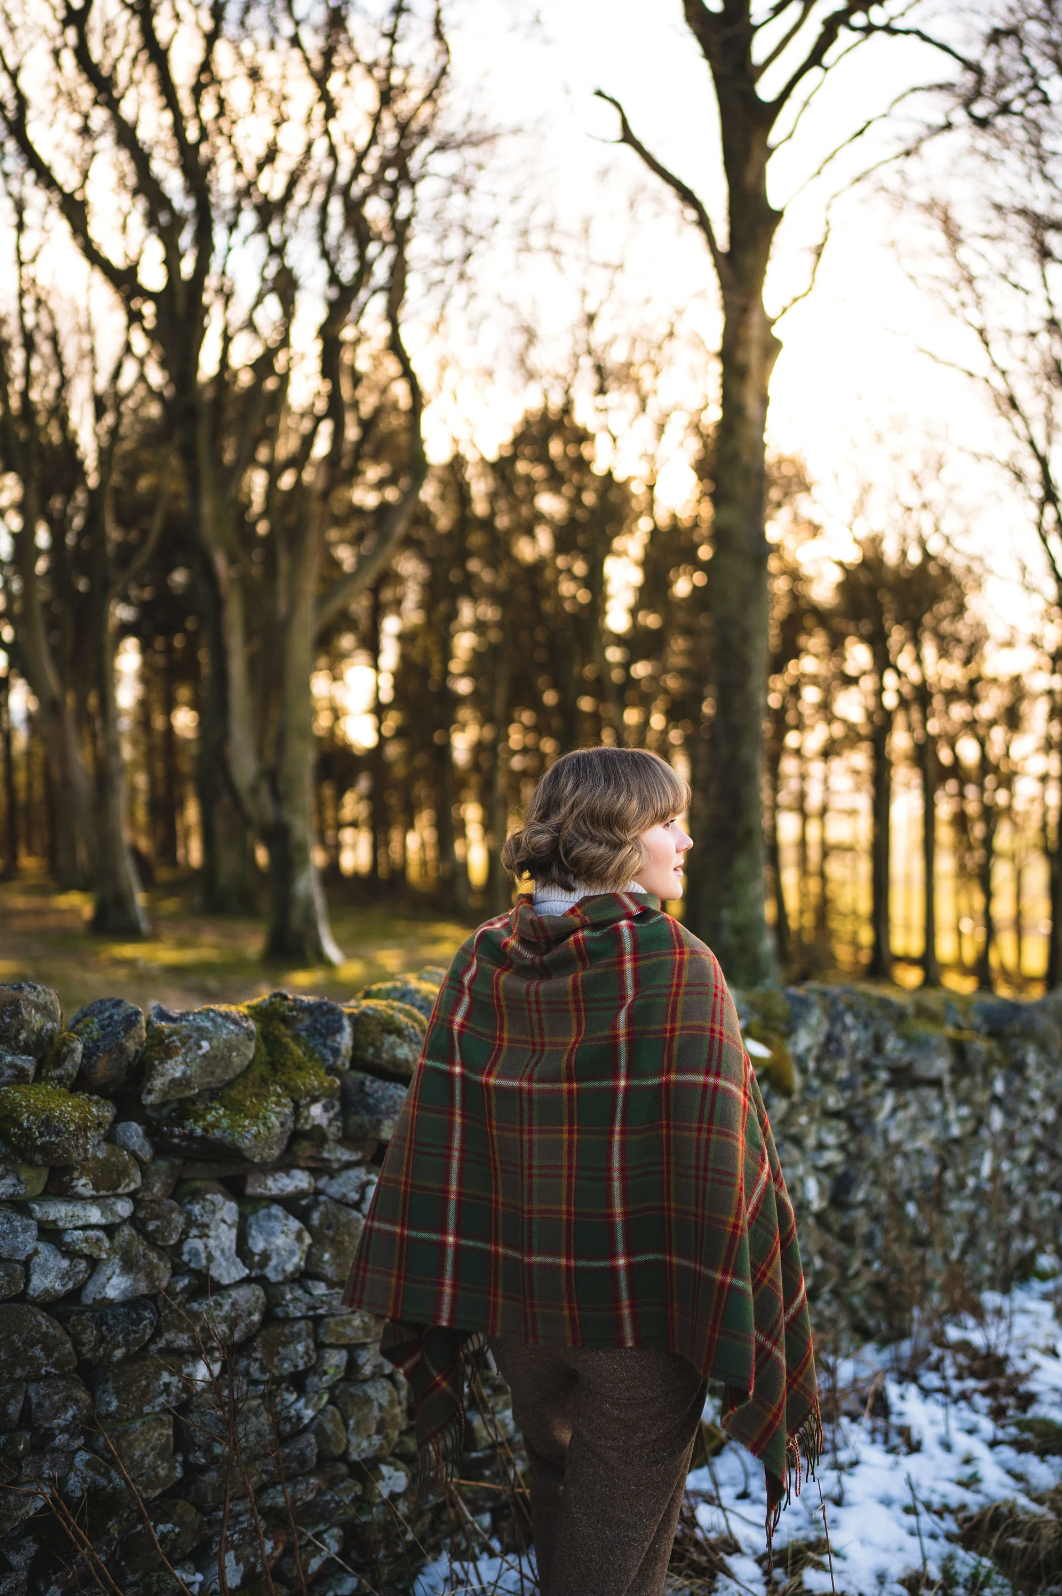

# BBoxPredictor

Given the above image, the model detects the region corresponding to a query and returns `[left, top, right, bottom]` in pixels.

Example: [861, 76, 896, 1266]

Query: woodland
[0, 0, 1059, 995]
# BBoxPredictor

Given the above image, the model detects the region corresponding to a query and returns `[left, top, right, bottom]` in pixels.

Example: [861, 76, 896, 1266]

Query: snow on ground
[414, 1276, 1062, 1594]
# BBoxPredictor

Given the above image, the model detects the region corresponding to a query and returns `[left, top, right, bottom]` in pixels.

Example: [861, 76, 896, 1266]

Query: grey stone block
[71, 998, 146, 1096]
[0, 1206, 37, 1260]
[0, 1305, 77, 1379]
[80, 1222, 171, 1304]
[240, 1202, 311, 1283]
[141, 1004, 256, 1106]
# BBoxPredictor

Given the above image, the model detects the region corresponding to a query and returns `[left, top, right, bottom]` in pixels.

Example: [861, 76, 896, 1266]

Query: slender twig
[301, 1529, 384, 1595]
[907, 1473, 930, 1584]
[818, 1478, 838, 1596]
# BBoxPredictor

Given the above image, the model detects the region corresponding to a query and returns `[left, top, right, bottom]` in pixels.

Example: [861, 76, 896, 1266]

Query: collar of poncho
[344, 889, 820, 1545]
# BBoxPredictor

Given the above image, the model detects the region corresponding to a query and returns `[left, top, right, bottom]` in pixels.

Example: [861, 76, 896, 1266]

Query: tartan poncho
[343, 889, 820, 1534]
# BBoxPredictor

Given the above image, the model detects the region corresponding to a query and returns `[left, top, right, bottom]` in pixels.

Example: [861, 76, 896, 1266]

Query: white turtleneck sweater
[532, 879, 641, 915]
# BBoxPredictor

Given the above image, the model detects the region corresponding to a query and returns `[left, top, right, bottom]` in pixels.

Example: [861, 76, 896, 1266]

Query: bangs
[627, 759, 688, 831]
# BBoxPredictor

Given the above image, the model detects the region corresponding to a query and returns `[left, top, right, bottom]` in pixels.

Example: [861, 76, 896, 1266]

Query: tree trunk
[767, 743, 790, 967]
[867, 711, 892, 978]
[486, 648, 513, 916]
[1014, 833, 1025, 984]
[796, 752, 809, 947]
[689, 241, 780, 983]
[140, 668, 159, 872]
[433, 728, 469, 913]
[11, 518, 94, 889]
[916, 700, 940, 986]
[367, 587, 393, 897]
[815, 756, 831, 953]
[0, 673, 16, 875]
[159, 633, 180, 868]
[195, 559, 257, 913]
[263, 534, 342, 965]
[976, 785, 997, 992]
[23, 714, 36, 861]
[87, 563, 149, 938]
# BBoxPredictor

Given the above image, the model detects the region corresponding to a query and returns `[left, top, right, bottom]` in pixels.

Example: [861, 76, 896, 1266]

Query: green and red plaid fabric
[344, 890, 820, 1536]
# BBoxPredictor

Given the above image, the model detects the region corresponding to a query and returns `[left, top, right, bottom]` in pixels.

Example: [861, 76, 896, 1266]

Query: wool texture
[344, 889, 821, 1540]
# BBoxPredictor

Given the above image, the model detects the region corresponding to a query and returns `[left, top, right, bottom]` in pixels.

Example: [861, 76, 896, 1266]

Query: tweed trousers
[488, 1338, 707, 1596]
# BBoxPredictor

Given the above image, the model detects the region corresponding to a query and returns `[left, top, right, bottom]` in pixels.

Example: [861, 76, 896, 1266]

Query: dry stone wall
[0, 971, 447, 1596]
[1, 967, 1061, 1595]
[738, 982, 1062, 1342]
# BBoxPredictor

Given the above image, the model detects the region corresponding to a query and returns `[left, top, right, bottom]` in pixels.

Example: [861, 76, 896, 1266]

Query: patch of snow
[412, 1277, 1062, 1593]
[413, 1545, 538, 1595]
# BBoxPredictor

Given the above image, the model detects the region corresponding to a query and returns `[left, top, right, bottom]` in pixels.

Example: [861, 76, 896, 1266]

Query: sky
[436, 0, 1033, 621]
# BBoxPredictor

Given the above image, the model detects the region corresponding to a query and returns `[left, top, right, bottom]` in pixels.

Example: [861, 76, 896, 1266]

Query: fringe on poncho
[344, 889, 821, 1544]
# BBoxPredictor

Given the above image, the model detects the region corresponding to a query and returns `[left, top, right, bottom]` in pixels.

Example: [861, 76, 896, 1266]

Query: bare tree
[0, 0, 462, 962]
[0, 251, 168, 934]
[910, 0, 1062, 980]
[0, 211, 95, 891]
[595, 1, 970, 982]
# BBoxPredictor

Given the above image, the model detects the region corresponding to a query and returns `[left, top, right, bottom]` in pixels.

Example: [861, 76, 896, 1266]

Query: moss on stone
[358, 976, 438, 1019]
[345, 998, 426, 1082]
[0, 1083, 114, 1165]
[146, 995, 337, 1163]
[896, 1014, 944, 1039]
[242, 994, 339, 1102]
[911, 992, 948, 1027]
[740, 987, 792, 1035]
[946, 1027, 1004, 1075]
[38, 1031, 83, 1089]
[141, 1003, 248, 1073]
[744, 1024, 796, 1097]
[0, 1160, 48, 1198]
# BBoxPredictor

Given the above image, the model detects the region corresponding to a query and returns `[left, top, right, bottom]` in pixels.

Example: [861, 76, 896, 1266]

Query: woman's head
[501, 746, 691, 894]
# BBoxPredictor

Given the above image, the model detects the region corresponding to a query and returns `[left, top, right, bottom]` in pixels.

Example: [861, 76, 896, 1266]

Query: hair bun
[499, 746, 689, 893]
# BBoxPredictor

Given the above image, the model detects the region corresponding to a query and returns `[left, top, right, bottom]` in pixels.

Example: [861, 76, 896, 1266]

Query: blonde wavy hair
[501, 746, 690, 892]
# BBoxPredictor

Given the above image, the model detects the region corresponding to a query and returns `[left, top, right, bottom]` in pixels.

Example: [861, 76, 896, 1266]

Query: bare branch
[771, 210, 832, 323]
[593, 90, 731, 290]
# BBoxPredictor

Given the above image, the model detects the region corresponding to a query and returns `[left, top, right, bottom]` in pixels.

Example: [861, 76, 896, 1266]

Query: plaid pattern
[345, 890, 820, 1533]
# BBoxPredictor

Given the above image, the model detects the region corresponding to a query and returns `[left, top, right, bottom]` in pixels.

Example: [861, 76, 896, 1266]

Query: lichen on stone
[0, 1084, 114, 1166]
[71, 998, 146, 1096]
[0, 982, 62, 1061]
[357, 975, 439, 1020]
[282, 994, 353, 1072]
[344, 998, 427, 1081]
[0, 1159, 48, 1199]
[140, 1002, 255, 1106]
[37, 1031, 84, 1089]
[47, 1143, 142, 1198]
[144, 993, 337, 1164]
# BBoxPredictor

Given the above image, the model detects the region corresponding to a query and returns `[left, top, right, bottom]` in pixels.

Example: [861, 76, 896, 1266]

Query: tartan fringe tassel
[414, 1331, 487, 1501]
[765, 1402, 825, 1559]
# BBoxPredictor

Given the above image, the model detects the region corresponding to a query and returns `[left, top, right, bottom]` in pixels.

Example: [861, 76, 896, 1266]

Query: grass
[0, 868, 472, 1016]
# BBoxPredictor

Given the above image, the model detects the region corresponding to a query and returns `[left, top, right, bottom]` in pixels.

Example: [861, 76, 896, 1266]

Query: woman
[344, 746, 819, 1595]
